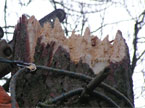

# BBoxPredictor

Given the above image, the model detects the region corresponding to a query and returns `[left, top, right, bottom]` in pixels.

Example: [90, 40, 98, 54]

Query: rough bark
[12, 15, 134, 107]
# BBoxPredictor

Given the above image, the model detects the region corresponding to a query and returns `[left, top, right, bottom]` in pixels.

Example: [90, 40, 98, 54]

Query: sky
[0, 0, 145, 107]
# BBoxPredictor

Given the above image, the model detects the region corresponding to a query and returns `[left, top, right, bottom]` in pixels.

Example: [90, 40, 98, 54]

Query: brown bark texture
[11, 15, 134, 108]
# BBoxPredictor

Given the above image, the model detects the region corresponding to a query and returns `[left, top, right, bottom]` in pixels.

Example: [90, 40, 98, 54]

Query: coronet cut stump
[13, 15, 133, 107]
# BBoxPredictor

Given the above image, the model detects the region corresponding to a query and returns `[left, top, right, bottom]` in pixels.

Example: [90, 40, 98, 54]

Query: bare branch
[131, 10, 145, 73]
[18, 0, 32, 6]
[91, 18, 135, 33]
[2, 26, 15, 28]
[50, 0, 57, 9]
[4, 0, 8, 41]
[137, 50, 145, 61]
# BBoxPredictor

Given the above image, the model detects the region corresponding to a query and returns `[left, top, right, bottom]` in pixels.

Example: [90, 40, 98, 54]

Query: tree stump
[12, 15, 134, 107]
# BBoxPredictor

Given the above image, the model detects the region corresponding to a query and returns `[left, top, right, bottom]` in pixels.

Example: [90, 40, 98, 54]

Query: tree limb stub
[80, 67, 110, 98]
[12, 15, 134, 107]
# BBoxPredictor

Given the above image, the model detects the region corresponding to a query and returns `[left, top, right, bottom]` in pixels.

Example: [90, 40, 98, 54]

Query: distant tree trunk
[12, 15, 134, 107]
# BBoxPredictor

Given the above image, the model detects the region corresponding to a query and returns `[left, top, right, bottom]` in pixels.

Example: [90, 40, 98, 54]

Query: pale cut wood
[24, 16, 128, 74]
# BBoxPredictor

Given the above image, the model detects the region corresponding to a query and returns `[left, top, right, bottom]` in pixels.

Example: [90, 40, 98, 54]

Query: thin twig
[50, 0, 57, 10]
[131, 10, 145, 74]
[4, 0, 8, 41]
[2, 25, 15, 28]
[51, 1, 111, 14]
[91, 18, 135, 33]
[18, 0, 32, 6]
[137, 50, 145, 61]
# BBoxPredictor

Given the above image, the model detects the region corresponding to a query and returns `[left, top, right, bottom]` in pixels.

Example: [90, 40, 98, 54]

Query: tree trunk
[12, 15, 134, 107]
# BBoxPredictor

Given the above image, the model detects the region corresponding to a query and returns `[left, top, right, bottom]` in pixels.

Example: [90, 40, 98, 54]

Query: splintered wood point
[19, 15, 129, 74]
